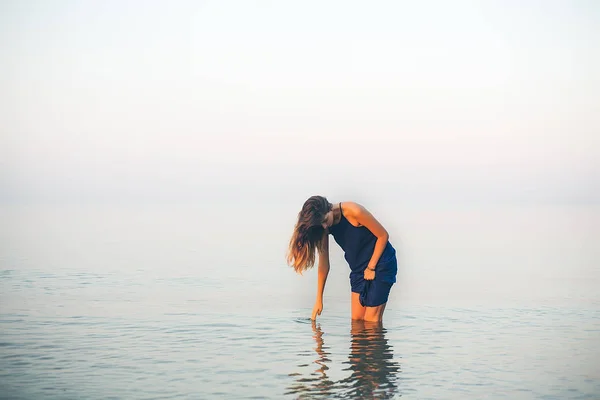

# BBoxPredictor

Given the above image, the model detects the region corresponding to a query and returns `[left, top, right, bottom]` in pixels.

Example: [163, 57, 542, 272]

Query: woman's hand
[311, 299, 323, 320]
[364, 268, 376, 281]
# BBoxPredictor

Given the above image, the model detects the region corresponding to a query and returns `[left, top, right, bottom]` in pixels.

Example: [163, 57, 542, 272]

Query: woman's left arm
[348, 202, 389, 270]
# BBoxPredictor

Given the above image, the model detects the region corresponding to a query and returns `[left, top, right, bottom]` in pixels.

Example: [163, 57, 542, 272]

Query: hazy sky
[1, 0, 598, 204]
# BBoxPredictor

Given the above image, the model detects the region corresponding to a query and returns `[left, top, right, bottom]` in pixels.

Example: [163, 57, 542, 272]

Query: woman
[287, 196, 398, 322]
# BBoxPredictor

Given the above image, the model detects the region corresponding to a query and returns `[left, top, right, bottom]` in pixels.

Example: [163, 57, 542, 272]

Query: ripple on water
[1, 267, 599, 399]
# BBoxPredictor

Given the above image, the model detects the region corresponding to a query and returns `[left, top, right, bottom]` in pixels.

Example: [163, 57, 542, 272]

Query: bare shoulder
[341, 201, 374, 227]
[342, 201, 388, 236]
[341, 201, 369, 217]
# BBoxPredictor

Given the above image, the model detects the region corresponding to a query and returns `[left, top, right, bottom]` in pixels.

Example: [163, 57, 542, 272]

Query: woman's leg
[351, 292, 366, 320]
[351, 268, 394, 321]
[351, 293, 388, 321]
[364, 302, 387, 322]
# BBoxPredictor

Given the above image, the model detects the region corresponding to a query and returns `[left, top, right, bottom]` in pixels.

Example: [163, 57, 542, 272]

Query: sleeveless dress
[328, 203, 398, 307]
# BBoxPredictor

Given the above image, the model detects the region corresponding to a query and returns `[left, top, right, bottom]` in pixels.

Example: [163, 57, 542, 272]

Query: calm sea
[1, 203, 598, 399]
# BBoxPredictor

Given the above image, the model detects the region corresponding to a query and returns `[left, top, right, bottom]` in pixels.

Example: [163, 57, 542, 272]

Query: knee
[351, 312, 365, 321]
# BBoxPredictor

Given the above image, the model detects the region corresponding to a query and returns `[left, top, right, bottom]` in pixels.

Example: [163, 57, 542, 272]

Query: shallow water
[1, 204, 599, 399]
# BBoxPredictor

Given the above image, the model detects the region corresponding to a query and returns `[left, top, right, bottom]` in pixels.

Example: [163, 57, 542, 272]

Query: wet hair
[287, 195, 332, 273]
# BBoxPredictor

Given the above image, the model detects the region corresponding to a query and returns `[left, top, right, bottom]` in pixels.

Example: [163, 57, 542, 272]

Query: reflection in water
[286, 320, 336, 398]
[286, 320, 401, 399]
[338, 320, 401, 399]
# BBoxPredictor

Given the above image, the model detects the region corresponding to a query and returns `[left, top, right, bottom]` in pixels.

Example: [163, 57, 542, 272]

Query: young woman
[287, 196, 398, 322]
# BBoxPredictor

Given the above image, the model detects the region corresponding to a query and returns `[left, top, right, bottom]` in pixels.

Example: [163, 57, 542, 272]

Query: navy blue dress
[328, 203, 398, 307]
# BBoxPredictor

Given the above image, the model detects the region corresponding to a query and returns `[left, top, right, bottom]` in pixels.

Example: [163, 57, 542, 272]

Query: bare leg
[364, 302, 387, 322]
[351, 292, 366, 320]
[351, 292, 388, 321]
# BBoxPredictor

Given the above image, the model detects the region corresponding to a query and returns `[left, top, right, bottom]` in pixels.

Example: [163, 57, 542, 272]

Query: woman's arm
[312, 231, 330, 320]
[346, 202, 389, 270]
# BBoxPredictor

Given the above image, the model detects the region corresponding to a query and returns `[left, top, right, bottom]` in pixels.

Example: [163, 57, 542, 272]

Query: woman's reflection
[285, 320, 335, 398]
[286, 320, 400, 399]
[338, 319, 401, 399]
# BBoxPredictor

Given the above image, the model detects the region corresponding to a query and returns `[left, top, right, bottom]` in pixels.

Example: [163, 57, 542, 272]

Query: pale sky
[1, 0, 598, 204]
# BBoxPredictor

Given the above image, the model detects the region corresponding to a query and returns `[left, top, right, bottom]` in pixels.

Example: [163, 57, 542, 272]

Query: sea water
[1, 203, 598, 399]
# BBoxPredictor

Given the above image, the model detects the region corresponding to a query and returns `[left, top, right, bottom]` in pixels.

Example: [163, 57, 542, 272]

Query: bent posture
[287, 196, 398, 322]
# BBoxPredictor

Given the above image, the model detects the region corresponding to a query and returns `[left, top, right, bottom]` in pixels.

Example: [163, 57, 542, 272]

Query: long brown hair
[287, 195, 332, 274]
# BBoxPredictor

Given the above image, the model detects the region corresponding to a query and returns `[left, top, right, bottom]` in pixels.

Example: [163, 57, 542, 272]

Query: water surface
[1, 204, 598, 399]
